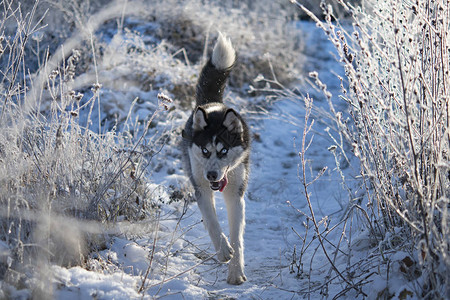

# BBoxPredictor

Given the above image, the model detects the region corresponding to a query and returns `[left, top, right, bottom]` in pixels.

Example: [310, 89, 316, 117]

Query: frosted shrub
[0, 1, 169, 294]
[294, 0, 449, 297]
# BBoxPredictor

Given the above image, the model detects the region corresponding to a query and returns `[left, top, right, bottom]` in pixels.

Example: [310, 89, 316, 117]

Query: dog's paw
[217, 234, 234, 262]
[227, 269, 247, 285]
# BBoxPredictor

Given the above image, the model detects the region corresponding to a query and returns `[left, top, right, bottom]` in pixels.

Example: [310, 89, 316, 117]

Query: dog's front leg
[223, 182, 247, 285]
[195, 187, 234, 263]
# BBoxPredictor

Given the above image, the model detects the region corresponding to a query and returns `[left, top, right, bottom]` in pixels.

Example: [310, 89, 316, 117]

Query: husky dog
[181, 33, 250, 285]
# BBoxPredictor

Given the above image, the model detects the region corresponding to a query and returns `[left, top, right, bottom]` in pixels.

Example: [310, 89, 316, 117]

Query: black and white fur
[181, 33, 250, 285]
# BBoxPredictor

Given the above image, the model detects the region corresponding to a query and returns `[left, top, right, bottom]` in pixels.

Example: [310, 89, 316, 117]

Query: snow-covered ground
[38, 19, 362, 300]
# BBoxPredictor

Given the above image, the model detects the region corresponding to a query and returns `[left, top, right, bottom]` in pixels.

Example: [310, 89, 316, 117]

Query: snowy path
[52, 22, 351, 299]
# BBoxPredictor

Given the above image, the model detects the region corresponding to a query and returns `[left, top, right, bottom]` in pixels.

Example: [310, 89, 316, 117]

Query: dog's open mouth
[210, 175, 228, 192]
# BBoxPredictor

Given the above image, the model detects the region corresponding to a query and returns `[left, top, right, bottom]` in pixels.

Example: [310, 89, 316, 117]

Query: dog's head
[188, 104, 249, 192]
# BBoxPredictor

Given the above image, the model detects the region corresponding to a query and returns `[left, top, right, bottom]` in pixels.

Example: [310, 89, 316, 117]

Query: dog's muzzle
[210, 175, 228, 192]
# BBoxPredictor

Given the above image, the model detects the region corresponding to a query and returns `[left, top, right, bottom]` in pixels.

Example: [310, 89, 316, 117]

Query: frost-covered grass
[0, 0, 178, 297]
[290, 0, 450, 298]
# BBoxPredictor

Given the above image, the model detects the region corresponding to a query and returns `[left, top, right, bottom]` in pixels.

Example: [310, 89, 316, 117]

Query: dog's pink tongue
[219, 175, 228, 192]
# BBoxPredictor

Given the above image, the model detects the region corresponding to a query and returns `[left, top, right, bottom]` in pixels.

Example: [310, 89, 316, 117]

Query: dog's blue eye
[220, 148, 228, 155]
[202, 147, 210, 156]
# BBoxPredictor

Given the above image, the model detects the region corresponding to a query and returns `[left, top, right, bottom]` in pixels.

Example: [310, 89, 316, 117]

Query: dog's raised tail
[212, 32, 236, 70]
[196, 32, 236, 106]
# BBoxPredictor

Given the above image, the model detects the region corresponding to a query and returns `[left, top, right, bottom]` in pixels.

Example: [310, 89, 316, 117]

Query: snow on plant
[292, 0, 449, 298]
[0, 1, 174, 297]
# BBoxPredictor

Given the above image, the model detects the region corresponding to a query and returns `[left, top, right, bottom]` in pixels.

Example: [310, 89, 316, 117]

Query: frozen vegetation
[0, 0, 448, 299]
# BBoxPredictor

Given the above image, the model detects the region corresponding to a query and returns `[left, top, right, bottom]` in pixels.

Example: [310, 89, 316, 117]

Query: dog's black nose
[207, 171, 218, 182]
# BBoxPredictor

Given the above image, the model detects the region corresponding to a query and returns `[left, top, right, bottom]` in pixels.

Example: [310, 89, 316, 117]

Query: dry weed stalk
[296, 95, 368, 298]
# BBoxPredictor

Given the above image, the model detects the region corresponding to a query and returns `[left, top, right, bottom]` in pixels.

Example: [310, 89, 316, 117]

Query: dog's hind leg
[195, 186, 234, 263]
[223, 174, 247, 285]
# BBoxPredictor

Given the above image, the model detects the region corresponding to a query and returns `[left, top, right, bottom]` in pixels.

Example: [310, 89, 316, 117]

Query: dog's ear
[193, 107, 208, 131]
[223, 109, 243, 134]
